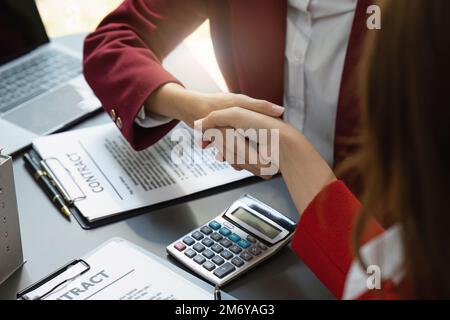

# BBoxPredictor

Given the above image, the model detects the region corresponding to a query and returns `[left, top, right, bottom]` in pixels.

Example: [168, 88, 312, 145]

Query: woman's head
[355, 0, 450, 298]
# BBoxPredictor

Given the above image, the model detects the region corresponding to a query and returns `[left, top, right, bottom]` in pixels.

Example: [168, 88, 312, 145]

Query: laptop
[0, 0, 101, 155]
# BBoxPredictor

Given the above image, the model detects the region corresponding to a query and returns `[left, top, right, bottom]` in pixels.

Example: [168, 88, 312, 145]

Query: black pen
[23, 153, 71, 220]
[214, 285, 221, 300]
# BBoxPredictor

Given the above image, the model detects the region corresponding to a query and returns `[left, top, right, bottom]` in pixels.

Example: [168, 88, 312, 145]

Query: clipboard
[26, 145, 258, 230]
[17, 238, 235, 300]
[17, 259, 91, 300]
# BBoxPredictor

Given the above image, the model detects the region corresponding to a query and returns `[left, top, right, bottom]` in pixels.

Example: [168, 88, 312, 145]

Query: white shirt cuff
[134, 105, 173, 128]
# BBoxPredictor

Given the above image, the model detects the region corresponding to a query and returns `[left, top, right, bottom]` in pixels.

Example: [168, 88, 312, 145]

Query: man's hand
[195, 107, 290, 179]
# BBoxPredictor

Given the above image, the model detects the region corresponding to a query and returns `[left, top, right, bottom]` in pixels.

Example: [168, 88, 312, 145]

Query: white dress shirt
[343, 225, 405, 299]
[136, 0, 357, 166]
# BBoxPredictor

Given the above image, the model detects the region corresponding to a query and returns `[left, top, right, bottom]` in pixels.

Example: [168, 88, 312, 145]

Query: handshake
[146, 83, 291, 178]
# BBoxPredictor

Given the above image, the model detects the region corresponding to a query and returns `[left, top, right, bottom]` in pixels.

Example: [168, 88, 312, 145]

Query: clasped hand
[194, 94, 291, 179]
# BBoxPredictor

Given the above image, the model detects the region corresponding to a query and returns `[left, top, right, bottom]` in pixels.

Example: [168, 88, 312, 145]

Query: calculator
[167, 194, 296, 286]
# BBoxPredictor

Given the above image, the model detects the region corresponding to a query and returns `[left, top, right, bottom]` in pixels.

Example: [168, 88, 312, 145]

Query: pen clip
[40, 157, 87, 205]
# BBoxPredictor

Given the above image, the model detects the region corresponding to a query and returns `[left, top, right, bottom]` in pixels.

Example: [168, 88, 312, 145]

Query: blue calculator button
[208, 220, 221, 230]
[237, 239, 251, 249]
[219, 227, 231, 236]
[228, 233, 241, 243]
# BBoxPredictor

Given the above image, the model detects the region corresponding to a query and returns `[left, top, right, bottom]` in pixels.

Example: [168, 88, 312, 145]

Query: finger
[213, 128, 248, 165]
[199, 107, 284, 132]
[231, 162, 274, 180]
[232, 94, 285, 117]
[219, 133, 278, 177]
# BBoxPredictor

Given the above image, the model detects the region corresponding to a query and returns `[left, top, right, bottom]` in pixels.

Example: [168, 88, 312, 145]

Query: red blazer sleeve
[291, 181, 385, 299]
[83, 0, 208, 150]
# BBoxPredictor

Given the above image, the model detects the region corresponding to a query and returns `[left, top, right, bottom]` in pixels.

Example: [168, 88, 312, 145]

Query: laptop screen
[0, 0, 49, 65]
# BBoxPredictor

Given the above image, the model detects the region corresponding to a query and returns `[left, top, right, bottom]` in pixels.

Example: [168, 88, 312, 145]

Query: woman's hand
[196, 107, 288, 179]
[196, 107, 337, 214]
[145, 83, 285, 127]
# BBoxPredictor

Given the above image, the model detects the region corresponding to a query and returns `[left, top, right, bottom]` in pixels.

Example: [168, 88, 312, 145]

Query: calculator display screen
[232, 208, 281, 239]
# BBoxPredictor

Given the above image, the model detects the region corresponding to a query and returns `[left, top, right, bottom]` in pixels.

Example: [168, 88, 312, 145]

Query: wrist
[145, 83, 209, 127]
[279, 124, 302, 170]
[278, 126, 337, 214]
[171, 89, 209, 127]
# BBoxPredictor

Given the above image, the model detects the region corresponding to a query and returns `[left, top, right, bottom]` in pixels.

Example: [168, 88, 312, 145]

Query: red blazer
[83, 0, 372, 167]
[293, 180, 402, 299]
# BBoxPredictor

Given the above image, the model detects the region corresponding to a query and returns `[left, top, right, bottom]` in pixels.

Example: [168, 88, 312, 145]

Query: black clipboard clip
[17, 259, 90, 300]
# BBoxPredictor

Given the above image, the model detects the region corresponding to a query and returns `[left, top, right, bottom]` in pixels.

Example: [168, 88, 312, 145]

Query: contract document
[19, 238, 215, 300]
[31, 122, 252, 224]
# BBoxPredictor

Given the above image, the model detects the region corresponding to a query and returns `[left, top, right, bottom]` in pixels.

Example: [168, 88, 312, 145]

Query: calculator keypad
[210, 232, 223, 242]
[201, 238, 214, 247]
[202, 249, 215, 259]
[220, 250, 233, 260]
[231, 257, 244, 267]
[203, 261, 216, 271]
[183, 236, 195, 246]
[191, 231, 204, 241]
[208, 221, 221, 230]
[249, 246, 262, 256]
[200, 226, 213, 235]
[237, 239, 251, 249]
[239, 251, 253, 261]
[172, 219, 272, 282]
[219, 227, 231, 237]
[228, 233, 241, 242]
[211, 244, 223, 253]
[219, 238, 232, 248]
[193, 243, 205, 252]
[193, 255, 206, 264]
[229, 244, 242, 254]
[184, 248, 196, 258]
[174, 242, 186, 251]
[212, 255, 225, 266]
[213, 262, 236, 279]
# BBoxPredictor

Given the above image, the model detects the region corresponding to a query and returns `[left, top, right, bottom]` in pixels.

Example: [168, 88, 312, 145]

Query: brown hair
[353, 0, 450, 298]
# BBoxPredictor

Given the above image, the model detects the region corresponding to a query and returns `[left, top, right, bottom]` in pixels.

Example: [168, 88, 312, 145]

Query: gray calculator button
[219, 238, 232, 248]
[193, 255, 206, 265]
[220, 250, 233, 260]
[200, 226, 213, 235]
[213, 262, 236, 279]
[201, 238, 214, 247]
[246, 235, 257, 243]
[240, 251, 253, 261]
[193, 243, 205, 253]
[258, 243, 268, 251]
[183, 236, 195, 246]
[249, 246, 262, 256]
[231, 257, 244, 267]
[211, 244, 224, 253]
[229, 245, 242, 254]
[212, 255, 225, 266]
[210, 232, 223, 242]
[223, 221, 235, 229]
[192, 231, 204, 241]
[202, 249, 215, 259]
[184, 249, 197, 258]
[203, 261, 216, 271]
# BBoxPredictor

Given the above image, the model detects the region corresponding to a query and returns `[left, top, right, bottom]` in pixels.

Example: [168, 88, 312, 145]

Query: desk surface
[0, 35, 332, 300]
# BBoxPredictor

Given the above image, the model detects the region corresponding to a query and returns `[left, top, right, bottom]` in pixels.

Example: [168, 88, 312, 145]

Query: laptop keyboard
[0, 49, 82, 114]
